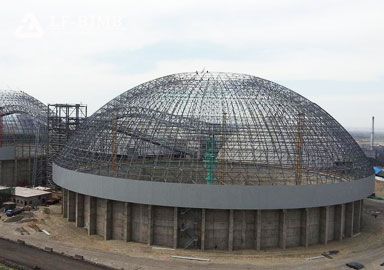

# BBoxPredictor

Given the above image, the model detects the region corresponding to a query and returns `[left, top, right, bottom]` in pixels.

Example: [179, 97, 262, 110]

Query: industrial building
[12, 186, 52, 206]
[0, 90, 48, 187]
[0, 185, 52, 206]
[54, 72, 374, 251]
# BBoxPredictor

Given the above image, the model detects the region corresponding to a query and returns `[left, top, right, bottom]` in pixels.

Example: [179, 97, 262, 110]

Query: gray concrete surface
[0, 238, 114, 270]
[66, 190, 363, 251]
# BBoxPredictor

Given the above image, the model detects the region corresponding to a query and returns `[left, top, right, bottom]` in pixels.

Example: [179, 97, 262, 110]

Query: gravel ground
[0, 200, 383, 270]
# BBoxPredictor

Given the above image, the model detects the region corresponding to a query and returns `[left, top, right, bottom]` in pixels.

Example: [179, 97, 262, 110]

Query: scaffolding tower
[47, 104, 87, 184]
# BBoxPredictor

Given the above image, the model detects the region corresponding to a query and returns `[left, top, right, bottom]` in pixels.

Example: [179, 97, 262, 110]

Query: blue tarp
[374, 166, 383, 176]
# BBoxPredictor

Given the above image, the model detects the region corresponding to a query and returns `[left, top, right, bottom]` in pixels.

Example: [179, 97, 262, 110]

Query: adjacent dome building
[55, 72, 374, 250]
[0, 90, 47, 186]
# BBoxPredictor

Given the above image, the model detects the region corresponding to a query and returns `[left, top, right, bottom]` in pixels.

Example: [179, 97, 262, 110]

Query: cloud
[0, 0, 383, 129]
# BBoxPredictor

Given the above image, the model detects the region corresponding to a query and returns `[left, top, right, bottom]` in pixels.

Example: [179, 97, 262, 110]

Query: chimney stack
[371, 116, 375, 150]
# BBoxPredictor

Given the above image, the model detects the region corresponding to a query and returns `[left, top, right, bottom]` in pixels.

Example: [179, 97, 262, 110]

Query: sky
[0, 0, 383, 131]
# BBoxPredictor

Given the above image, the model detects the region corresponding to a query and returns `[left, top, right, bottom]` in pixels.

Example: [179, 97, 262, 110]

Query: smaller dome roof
[0, 90, 47, 145]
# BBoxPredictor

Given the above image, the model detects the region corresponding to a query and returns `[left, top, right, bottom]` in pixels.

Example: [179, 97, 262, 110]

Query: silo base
[62, 189, 363, 251]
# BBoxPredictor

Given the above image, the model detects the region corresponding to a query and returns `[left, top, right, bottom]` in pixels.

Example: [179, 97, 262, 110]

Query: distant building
[0, 185, 51, 206]
[13, 187, 52, 206]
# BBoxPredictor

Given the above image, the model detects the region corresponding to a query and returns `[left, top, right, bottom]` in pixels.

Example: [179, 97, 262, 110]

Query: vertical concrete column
[124, 202, 131, 242]
[104, 200, 113, 240]
[255, 210, 261, 250]
[301, 208, 309, 247]
[320, 206, 329, 244]
[334, 204, 345, 241]
[28, 157, 31, 184]
[88, 196, 97, 235]
[279, 209, 287, 249]
[228, 209, 234, 251]
[67, 190, 76, 222]
[0, 160, 2, 183]
[173, 207, 178, 249]
[201, 209, 206, 251]
[355, 200, 362, 233]
[14, 159, 18, 184]
[62, 189, 68, 218]
[359, 200, 363, 231]
[241, 210, 247, 249]
[75, 193, 84, 227]
[148, 205, 153, 245]
[345, 202, 354, 238]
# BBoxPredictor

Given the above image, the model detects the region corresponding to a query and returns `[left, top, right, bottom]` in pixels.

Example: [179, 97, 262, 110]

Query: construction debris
[152, 246, 175, 251]
[171, 256, 210, 262]
[320, 250, 340, 259]
[321, 252, 333, 259]
[346, 262, 365, 269]
[306, 255, 326, 261]
[42, 229, 51, 236]
[28, 224, 42, 232]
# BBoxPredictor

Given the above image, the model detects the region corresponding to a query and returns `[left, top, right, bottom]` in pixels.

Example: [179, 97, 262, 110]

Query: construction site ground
[0, 199, 384, 270]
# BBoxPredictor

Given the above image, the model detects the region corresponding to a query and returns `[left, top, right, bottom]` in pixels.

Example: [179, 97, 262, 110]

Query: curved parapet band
[54, 164, 374, 210]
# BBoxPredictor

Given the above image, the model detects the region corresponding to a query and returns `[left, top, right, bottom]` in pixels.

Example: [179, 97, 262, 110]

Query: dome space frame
[55, 72, 371, 186]
[55, 72, 374, 251]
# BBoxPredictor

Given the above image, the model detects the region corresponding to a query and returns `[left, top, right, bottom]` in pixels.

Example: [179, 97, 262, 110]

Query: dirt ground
[0, 200, 384, 270]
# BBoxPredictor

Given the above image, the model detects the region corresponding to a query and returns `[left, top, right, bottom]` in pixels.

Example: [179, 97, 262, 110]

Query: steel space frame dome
[55, 72, 371, 186]
[0, 90, 47, 145]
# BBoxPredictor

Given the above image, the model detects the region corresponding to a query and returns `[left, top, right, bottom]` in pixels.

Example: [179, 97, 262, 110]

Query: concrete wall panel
[233, 210, 255, 250]
[112, 201, 126, 240]
[233, 210, 243, 250]
[131, 204, 149, 243]
[1, 160, 14, 186]
[261, 210, 279, 248]
[328, 206, 335, 241]
[96, 198, 105, 237]
[308, 208, 320, 245]
[153, 206, 174, 247]
[205, 210, 229, 250]
[286, 209, 301, 247]
[353, 200, 361, 234]
[0, 158, 34, 186]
